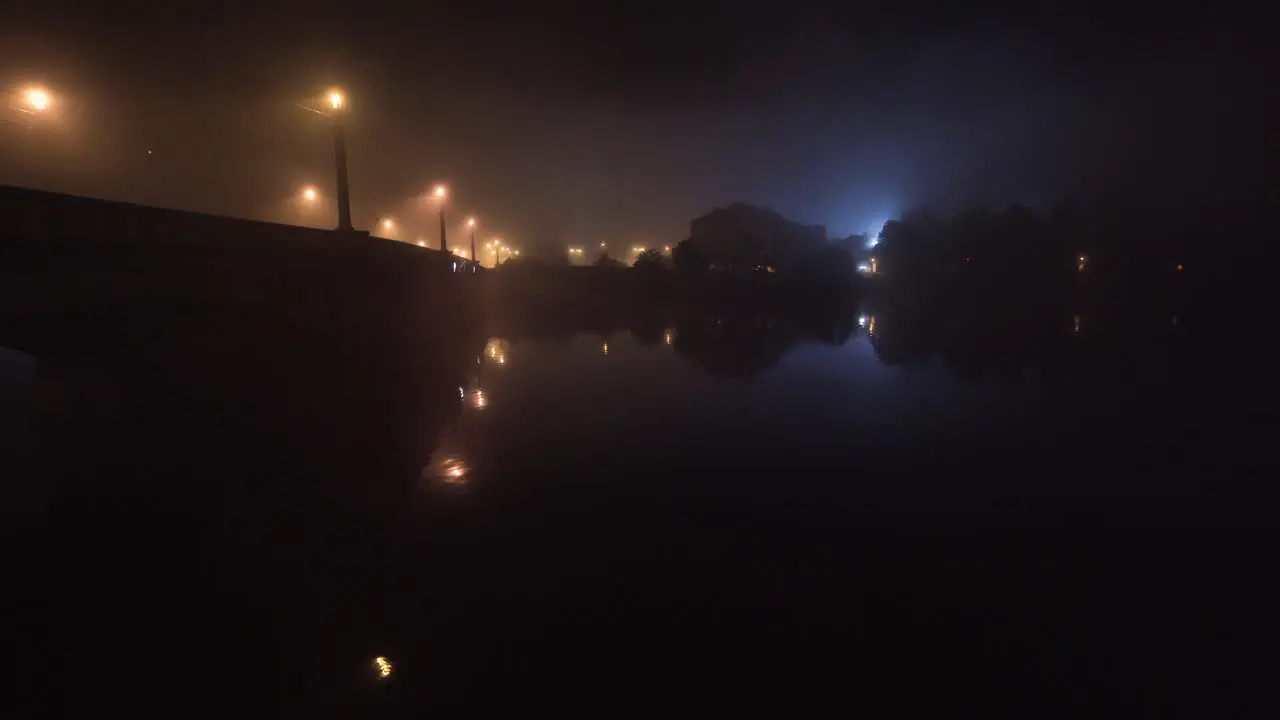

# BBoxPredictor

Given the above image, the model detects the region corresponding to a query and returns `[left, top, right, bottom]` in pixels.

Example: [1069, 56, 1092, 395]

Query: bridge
[0, 185, 485, 360]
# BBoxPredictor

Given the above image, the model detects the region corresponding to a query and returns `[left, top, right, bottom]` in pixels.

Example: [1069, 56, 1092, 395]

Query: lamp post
[467, 217, 477, 265]
[429, 184, 449, 252]
[327, 90, 352, 231]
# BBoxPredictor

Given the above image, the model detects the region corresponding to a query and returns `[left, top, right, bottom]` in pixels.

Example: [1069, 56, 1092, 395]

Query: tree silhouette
[672, 239, 709, 277]
[632, 248, 666, 271]
[594, 252, 623, 268]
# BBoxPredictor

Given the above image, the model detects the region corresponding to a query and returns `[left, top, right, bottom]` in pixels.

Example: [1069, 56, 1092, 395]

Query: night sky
[2, 1, 1271, 252]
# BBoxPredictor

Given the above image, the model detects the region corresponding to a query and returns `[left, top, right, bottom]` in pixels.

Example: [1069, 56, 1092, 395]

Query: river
[0, 301, 1271, 713]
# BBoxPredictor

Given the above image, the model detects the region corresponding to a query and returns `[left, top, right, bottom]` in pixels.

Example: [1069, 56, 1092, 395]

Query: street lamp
[326, 88, 352, 231]
[467, 217, 477, 265]
[301, 186, 318, 203]
[432, 184, 449, 253]
[24, 87, 51, 112]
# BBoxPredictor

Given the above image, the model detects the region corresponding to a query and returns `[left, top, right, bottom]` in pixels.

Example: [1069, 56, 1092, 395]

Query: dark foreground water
[1, 301, 1275, 714]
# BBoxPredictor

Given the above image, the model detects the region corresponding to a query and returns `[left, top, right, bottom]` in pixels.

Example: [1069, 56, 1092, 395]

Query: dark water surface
[1, 303, 1274, 714]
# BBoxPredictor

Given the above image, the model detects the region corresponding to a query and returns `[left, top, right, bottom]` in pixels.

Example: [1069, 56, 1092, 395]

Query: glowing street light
[25, 87, 51, 112]
[299, 185, 319, 203]
[431, 184, 450, 253]
[467, 216, 477, 264]
[382, 218, 394, 230]
[323, 87, 353, 231]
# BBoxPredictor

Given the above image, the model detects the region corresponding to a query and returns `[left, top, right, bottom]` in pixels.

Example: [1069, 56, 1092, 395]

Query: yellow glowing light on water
[26, 88, 51, 111]
[373, 656, 392, 678]
[439, 457, 469, 484]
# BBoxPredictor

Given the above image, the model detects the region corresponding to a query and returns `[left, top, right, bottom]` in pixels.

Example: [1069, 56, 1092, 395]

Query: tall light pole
[327, 90, 352, 231]
[467, 217, 477, 265]
[432, 184, 448, 253]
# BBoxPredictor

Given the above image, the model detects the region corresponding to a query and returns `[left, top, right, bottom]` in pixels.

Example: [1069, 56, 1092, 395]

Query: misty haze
[2, 2, 1276, 715]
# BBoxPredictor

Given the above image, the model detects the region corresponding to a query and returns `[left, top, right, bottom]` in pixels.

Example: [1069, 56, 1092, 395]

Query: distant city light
[373, 656, 393, 678]
[663, 246, 671, 253]
[602, 342, 609, 355]
[417, 241, 425, 247]
[1077, 254, 1088, 273]
[858, 315, 868, 327]
[470, 388, 488, 409]
[857, 263, 871, 273]
[600, 242, 607, 247]
[664, 330, 674, 345]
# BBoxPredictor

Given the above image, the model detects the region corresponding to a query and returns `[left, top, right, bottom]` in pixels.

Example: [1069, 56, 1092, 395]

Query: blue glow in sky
[864, 214, 892, 247]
